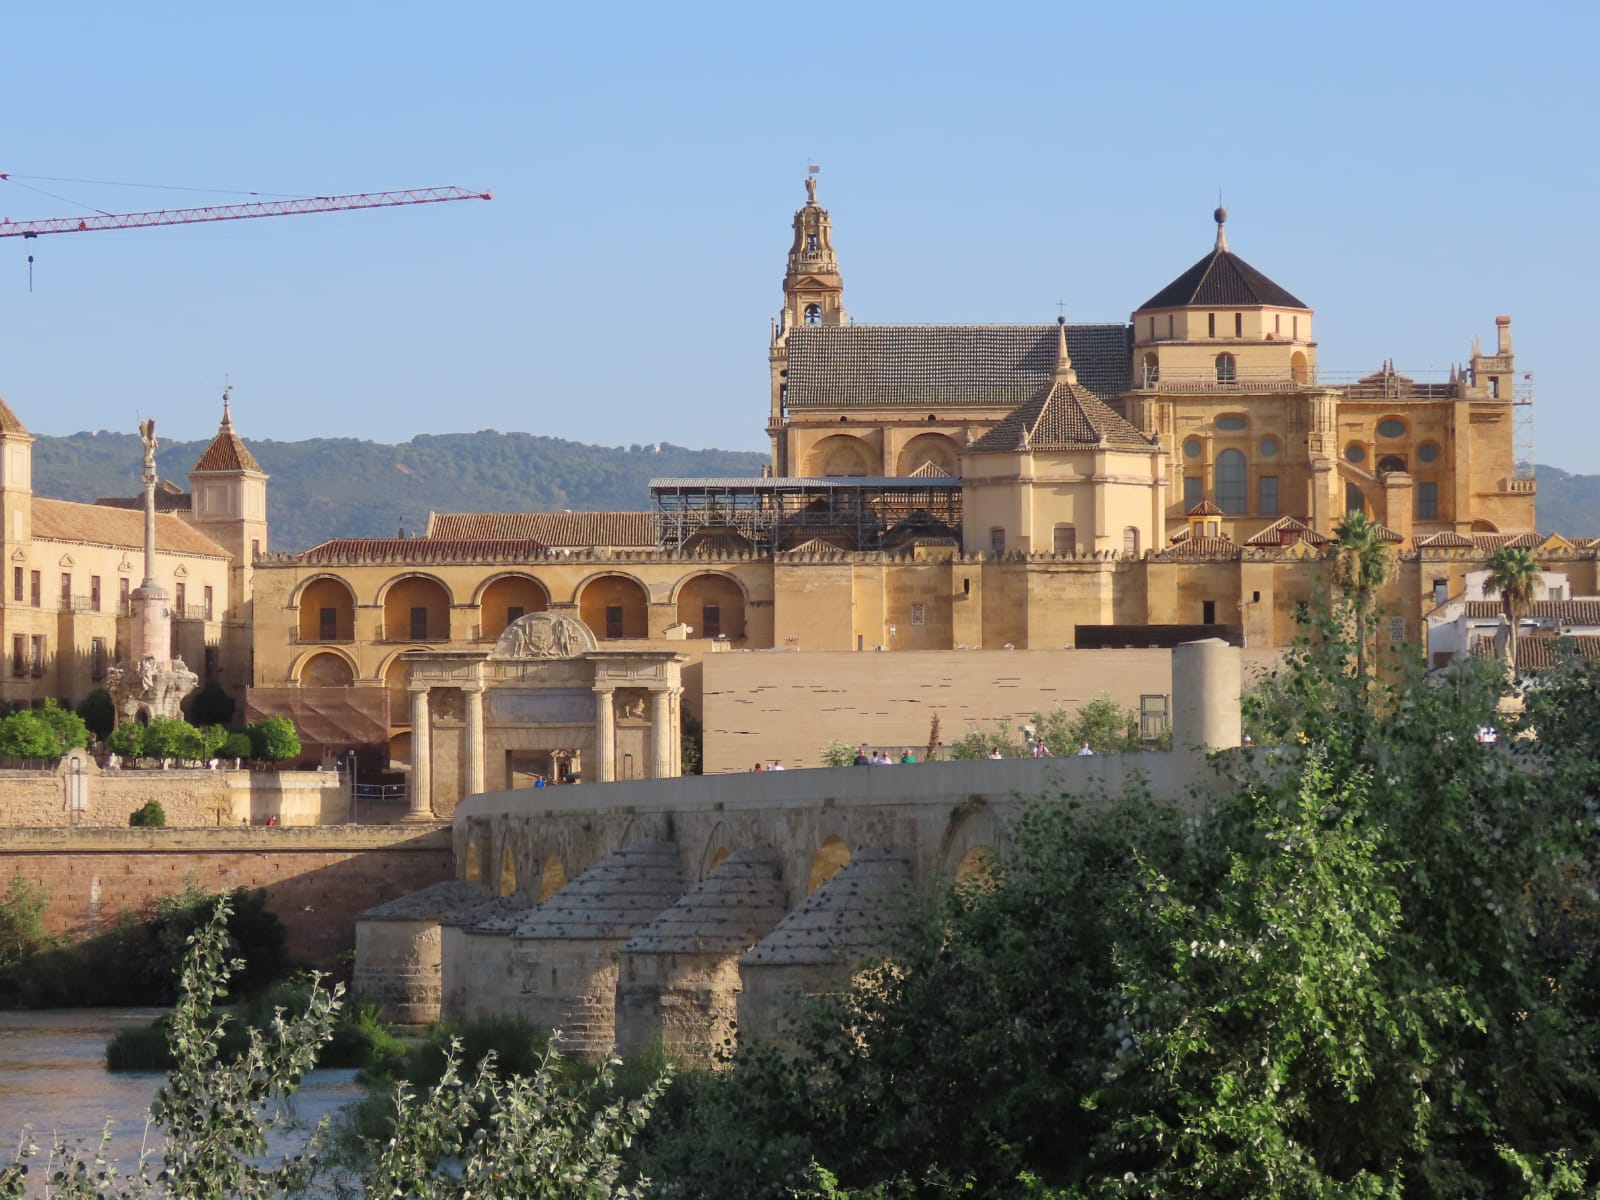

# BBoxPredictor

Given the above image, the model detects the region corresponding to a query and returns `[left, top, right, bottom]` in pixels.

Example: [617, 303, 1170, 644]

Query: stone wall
[0, 825, 453, 970]
[0, 761, 349, 828]
[699, 646, 1281, 773]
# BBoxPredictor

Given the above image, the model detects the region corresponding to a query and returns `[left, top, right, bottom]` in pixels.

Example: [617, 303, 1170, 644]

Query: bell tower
[781, 175, 845, 331]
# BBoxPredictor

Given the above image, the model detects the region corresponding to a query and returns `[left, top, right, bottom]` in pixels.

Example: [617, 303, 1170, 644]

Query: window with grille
[989, 527, 1005, 555]
[702, 603, 722, 638]
[605, 605, 624, 639]
[910, 603, 925, 627]
[410, 606, 428, 640]
[90, 576, 101, 612]
[320, 607, 338, 640]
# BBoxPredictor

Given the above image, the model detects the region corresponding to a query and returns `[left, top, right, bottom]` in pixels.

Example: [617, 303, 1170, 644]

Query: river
[0, 1008, 364, 1192]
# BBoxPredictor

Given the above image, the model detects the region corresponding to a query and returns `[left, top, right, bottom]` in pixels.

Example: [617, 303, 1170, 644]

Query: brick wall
[0, 826, 453, 971]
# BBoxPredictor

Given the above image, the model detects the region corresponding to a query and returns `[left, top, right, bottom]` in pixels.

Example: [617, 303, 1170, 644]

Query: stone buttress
[353, 879, 491, 1023]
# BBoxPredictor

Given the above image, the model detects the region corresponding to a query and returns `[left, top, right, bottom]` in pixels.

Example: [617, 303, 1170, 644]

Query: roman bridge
[353, 639, 1243, 1063]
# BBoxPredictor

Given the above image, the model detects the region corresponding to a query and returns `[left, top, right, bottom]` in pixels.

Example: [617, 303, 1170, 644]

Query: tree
[1034, 695, 1141, 755]
[0, 711, 61, 760]
[35, 699, 89, 753]
[1486, 544, 1541, 673]
[145, 715, 205, 760]
[107, 721, 147, 759]
[0, 875, 55, 969]
[248, 715, 301, 763]
[75, 688, 116, 741]
[1329, 509, 1392, 680]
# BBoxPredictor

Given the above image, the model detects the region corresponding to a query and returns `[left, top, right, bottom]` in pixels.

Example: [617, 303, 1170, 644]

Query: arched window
[1215, 353, 1237, 383]
[804, 303, 822, 326]
[1216, 449, 1247, 514]
[1123, 526, 1140, 558]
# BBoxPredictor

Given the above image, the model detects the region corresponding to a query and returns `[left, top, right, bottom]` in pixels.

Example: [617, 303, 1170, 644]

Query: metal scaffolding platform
[649, 476, 963, 554]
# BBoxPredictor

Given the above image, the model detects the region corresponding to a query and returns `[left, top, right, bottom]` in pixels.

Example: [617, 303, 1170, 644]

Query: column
[651, 689, 673, 779]
[406, 685, 433, 820]
[463, 683, 486, 798]
[593, 685, 615, 783]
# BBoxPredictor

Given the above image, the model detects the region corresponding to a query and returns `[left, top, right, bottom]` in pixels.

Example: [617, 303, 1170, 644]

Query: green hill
[31, 430, 768, 552]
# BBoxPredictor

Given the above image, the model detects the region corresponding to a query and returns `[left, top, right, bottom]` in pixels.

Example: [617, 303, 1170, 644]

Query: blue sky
[1, 1, 1594, 475]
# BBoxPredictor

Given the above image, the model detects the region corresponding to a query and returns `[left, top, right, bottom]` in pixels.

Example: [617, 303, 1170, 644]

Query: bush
[248, 715, 300, 763]
[0, 874, 56, 968]
[129, 799, 166, 827]
[820, 739, 857, 767]
[220, 731, 253, 759]
[76, 688, 116, 740]
[107, 722, 147, 758]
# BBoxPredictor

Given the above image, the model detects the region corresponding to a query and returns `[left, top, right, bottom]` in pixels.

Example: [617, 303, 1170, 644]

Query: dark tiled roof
[783, 324, 1133, 409]
[1244, 516, 1330, 547]
[95, 484, 192, 514]
[1138, 248, 1308, 312]
[1463, 600, 1600, 625]
[1471, 633, 1600, 672]
[427, 512, 655, 548]
[296, 537, 550, 565]
[1416, 531, 1475, 548]
[968, 381, 1155, 453]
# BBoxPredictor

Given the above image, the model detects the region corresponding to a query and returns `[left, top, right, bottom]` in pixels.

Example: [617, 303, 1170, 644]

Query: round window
[1216, 415, 1247, 432]
[1377, 418, 1406, 438]
[1345, 444, 1366, 464]
[1183, 439, 1202, 459]
[1417, 442, 1440, 464]
[1260, 437, 1279, 458]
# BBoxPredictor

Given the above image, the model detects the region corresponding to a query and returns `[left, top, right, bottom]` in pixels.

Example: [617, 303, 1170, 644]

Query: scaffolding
[649, 476, 963, 554]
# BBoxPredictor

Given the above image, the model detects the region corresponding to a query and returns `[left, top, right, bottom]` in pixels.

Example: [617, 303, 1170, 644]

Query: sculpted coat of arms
[489, 612, 598, 660]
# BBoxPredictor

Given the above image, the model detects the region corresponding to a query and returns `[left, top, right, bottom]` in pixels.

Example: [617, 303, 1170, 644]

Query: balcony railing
[291, 629, 356, 644]
[173, 605, 213, 622]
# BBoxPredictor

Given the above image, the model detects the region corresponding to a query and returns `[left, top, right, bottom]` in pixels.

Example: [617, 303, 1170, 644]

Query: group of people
[853, 747, 917, 765]
[750, 760, 786, 771]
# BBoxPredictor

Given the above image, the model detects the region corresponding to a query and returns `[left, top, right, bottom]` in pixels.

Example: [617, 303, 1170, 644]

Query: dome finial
[221, 382, 233, 428]
[1213, 203, 1229, 252]
[1053, 313, 1077, 385]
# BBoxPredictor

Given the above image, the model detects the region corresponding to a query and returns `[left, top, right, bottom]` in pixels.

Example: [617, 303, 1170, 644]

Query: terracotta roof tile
[1470, 633, 1600, 673]
[1244, 516, 1331, 547]
[1158, 535, 1240, 559]
[0, 396, 28, 436]
[784, 324, 1133, 410]
[32, 498, 229, 558]
[1462, 600, 1600, 625]
[681, 528, 753, 555]
[1416, 531, 1475, 548]
[1186, 499, 1225, 517]
[1471, 532, 1541, 550]
[969, 380, 1155, 453]
[426, 511, 655, 549]
[296, 537, 550, 565]
[192, 411, 263, 473]
[1372, 523, 1404, 543]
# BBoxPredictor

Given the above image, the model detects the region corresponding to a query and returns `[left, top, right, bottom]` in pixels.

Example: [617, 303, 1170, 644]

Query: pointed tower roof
[969, 319, 1155, 453]
[192, 389, 263, 473]
[1137, 208, 1308, 311]
[0, 395, 29, 436]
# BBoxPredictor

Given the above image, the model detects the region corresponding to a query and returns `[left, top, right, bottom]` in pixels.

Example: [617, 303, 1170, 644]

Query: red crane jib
[0, 186, 491, 238]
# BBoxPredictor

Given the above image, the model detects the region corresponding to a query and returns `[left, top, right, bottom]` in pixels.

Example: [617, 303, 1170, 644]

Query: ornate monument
[106, 419, 198, 722]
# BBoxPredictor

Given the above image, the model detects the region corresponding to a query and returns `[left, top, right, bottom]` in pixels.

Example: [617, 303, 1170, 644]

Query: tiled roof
[1472, 532, 1541, 550]
[95, 486, 193, 514]
[1470, 633, 1600, 673]
[296, 537, 550, 565]
[1137, 244, 1308, 311]
[1186, 499, 1225, 517]
[1372, 523, 1404, 543]
[1416, 531, 1475, 548]
[1463, 600, 1600, 625]
[0, 396, 28, 436]
[783, 324, 1133, 409]
[968, 380, 1155, 453]
[1243, 516, 1330, 547]
[426, 511, 656, 548]
[1158, 536, 1240, 559]
[681, 528, 754, 555]
[192, 414, 263, 473]
[32, 497, 229, 558]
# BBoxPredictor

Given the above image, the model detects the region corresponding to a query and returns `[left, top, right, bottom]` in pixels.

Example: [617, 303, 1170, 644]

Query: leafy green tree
[35, 699, 89, 752]
[0, 875, 56, 969]
[949, 721, 1020, 759]
[220, 731, 253, 760]
[1034, 695, 1140, 755]
[144, 715, 205, 760]
[199, 723, 230, 758]
[1329, 509, 1392, 680]
[0, 710, 61, 759]
[106, 721, 146, 758]
[248, 715, 301, 763]
[1486, 544, 1541, 671]
[681, 706, 704, 776]
[820, 739, 857, 767]
[75, 687, 116, 741]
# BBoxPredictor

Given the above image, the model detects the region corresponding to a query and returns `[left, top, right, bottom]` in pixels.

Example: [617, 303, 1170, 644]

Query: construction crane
[0, 184, 491, 239]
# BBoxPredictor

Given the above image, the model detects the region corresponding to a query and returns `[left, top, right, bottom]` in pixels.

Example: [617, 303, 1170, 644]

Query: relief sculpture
[489, 612, 598, 660]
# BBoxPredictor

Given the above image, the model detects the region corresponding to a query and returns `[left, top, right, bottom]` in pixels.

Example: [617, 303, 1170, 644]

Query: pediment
[173, 563, 188, 578]
[10, 548, 24, 562]
[58, 553, 74, 568]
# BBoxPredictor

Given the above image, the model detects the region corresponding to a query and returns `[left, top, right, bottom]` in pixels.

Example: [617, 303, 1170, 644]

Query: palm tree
[1485, 545, 1540, 675]
[1330, 510, 1392, 679]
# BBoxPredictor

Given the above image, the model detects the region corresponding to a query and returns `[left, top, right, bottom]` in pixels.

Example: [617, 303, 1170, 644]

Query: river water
[0, 1008, 363, 1191]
